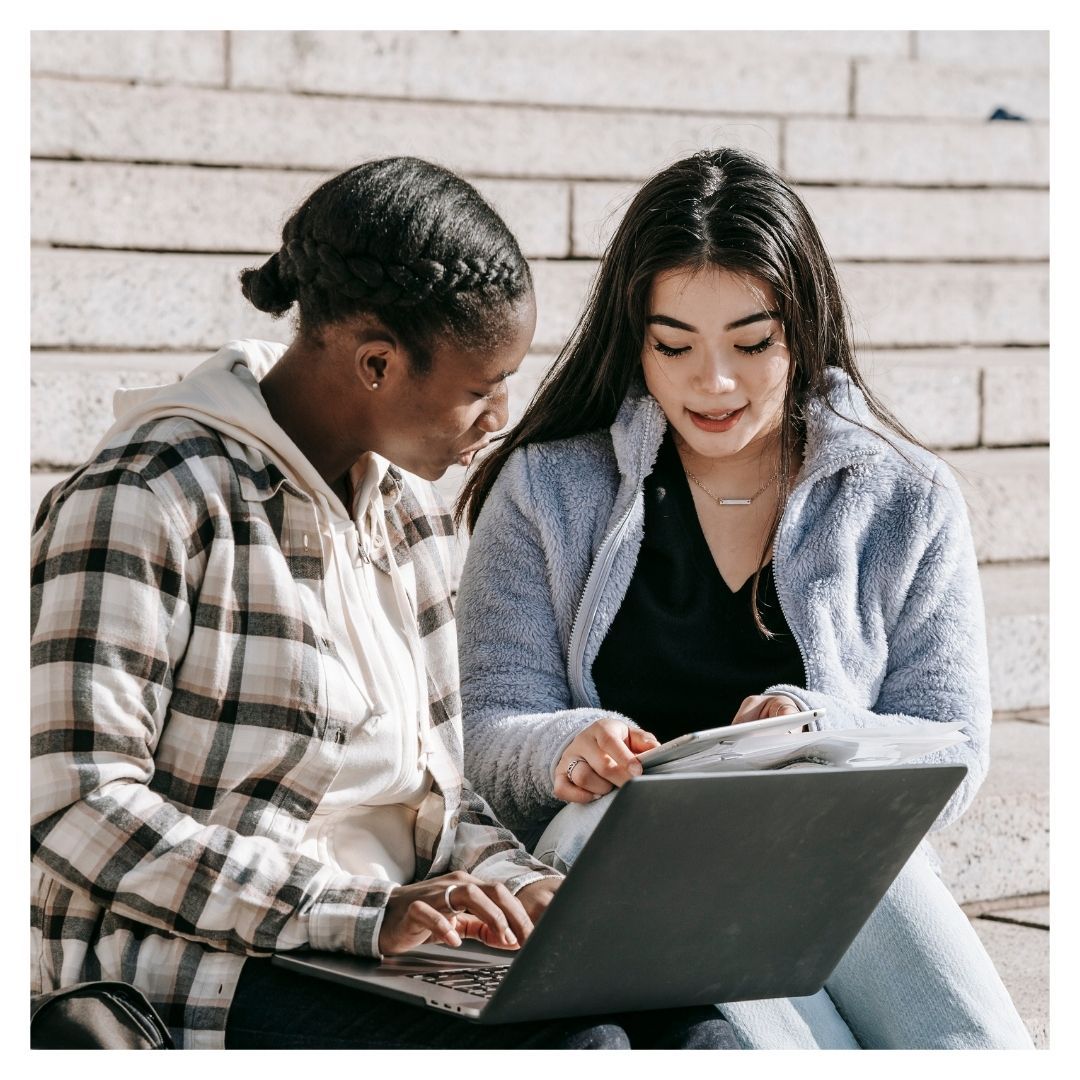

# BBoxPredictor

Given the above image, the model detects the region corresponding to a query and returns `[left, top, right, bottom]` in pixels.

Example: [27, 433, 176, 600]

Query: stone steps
[936, 713, 1049, 1049]
[34, 31, 1050, 111]
[29, 250, 1050, 354]
[935, 715, 1048, 904]
[34, 160, 1050, 265]
[980, 566, 1049, 712]
[969, 907, 1049, 1048]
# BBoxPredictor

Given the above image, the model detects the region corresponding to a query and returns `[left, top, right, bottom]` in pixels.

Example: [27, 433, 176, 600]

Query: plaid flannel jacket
[31, 415, 557, 1048]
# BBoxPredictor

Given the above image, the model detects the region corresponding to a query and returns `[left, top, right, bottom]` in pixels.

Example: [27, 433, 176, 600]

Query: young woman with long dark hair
[455, 148, 1033, 1048]
[30, 157, 737, 1050]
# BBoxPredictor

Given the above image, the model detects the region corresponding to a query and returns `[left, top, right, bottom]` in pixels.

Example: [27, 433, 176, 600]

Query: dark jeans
[225, 958, 739, 1050]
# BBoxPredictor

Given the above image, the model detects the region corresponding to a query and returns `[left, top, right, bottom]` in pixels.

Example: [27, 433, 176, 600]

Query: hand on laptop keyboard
[379, 871, 560, 956]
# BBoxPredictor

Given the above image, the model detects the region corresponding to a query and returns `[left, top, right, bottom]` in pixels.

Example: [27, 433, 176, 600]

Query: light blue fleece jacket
[456, 368, 991, 839]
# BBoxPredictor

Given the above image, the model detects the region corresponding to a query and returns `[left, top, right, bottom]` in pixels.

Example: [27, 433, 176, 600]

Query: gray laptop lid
[478, 764, 964, 1023]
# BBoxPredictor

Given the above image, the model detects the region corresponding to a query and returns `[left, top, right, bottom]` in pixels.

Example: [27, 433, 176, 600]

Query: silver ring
[565, 757, 585, 785]
[444, 883, 466, 914]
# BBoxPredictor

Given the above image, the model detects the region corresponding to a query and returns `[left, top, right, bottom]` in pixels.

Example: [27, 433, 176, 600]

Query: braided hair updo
[240, 157, 533, 371]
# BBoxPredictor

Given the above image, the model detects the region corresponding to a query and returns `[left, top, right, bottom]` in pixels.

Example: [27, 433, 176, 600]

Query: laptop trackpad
[404, 940, 512, 963]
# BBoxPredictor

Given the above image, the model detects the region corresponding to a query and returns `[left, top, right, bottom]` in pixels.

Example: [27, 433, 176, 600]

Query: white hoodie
[107, 340, 434, 885]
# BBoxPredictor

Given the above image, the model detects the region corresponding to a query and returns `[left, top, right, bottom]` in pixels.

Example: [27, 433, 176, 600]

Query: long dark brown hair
[457, 147, 924, 633]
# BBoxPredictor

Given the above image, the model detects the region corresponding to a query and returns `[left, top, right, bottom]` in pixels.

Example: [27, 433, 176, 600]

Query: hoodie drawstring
[373, 506, 438, 769]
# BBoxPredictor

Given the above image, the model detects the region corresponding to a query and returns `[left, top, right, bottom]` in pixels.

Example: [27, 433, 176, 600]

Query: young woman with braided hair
[455, 148, 1033, 1048]
[30, 157, 736, 1050]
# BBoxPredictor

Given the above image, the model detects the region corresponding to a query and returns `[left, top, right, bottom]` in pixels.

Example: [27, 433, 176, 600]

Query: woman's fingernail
[446, 929, 462, 947]
[502, 928, 518, 946]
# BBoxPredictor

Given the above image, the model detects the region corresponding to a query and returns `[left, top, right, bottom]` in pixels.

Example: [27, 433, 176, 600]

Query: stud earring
[370, 381, 380, 390]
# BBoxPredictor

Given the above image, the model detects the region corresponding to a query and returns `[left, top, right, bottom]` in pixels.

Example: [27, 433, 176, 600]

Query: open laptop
[273, 764, 964, 1024]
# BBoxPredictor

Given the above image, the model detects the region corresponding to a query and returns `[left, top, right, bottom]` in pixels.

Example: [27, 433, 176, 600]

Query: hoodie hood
[101, 339, 358, 513]
[111, 339, 287, 431]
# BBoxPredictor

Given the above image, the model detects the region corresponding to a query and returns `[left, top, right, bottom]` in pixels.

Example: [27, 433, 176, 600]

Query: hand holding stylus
[732, 694, 808, 727]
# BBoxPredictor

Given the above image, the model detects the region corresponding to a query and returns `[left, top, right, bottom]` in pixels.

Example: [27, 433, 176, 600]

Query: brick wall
[30, 30, 1049, 711]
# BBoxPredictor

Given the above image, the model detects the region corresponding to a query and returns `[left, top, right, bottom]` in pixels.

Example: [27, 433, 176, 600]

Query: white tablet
[637, 709, 826, 770]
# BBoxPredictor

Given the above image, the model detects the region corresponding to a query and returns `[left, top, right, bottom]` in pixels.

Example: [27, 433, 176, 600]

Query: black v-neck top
[591, 434, 806, 745]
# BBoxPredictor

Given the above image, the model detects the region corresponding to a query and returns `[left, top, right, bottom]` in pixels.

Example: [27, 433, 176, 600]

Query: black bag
[30, 980, 174, 1049]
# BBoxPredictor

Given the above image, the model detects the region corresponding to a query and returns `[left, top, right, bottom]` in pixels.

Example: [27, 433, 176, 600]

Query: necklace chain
[682, 465, 779, 506]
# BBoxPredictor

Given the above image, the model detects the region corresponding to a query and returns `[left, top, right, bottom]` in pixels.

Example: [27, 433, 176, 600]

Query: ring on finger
[565, 757, 585, 785]
[444, 883, 466, 914]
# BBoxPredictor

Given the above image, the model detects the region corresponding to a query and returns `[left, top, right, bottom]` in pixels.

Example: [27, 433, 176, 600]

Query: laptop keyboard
[409, 965, 510, 1000]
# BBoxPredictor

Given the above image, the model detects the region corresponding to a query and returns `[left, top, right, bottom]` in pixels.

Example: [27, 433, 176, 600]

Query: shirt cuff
[507, 867, 562, 895]
[469, 851, 562, 895]
[304, 874, 397, 959]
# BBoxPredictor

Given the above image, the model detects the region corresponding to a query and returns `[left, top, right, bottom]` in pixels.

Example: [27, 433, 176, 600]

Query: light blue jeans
[534, 796, 1034, 1049]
